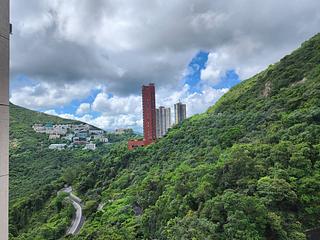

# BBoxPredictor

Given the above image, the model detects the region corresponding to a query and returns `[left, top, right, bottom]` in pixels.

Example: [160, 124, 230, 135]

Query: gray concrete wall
[0, 0, 9, 239]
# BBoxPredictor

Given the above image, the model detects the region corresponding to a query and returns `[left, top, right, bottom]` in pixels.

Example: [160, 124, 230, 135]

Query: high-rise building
[156, 108, 161, 138]
[164, 107, 171, 134]
[174, 102, 187, 124]
[0, 0, 9, 238]
[128, 83, 157, 150]
[156, 106, 171, 138]
[142, 83, 157, 145]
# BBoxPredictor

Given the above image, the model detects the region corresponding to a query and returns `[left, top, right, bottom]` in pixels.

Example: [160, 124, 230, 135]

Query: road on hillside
[60, 186, 84, 235]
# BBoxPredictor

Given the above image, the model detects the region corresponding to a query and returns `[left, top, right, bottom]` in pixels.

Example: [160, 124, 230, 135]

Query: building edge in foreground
[0, 0, 10, 239]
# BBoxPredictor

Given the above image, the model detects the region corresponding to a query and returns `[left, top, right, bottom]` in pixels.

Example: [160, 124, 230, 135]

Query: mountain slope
[11, 33, 320, 239]
[9, 104, 108, 238]
[70, 34, 320, 240]
[9, 104, 137, 239]
[10, 103, 82, 202]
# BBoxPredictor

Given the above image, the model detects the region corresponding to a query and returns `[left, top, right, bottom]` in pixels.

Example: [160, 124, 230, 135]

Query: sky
[9, 0, 320, 132]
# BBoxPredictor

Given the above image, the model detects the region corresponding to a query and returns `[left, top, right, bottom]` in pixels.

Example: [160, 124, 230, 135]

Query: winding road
[60, 187, 85, 235]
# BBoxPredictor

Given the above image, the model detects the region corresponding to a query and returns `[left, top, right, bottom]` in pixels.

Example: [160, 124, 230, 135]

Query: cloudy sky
[10, 0, 320, 132]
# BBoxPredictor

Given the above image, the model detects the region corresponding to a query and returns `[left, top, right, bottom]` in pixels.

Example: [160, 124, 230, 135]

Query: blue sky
[183, 51, 240, 92]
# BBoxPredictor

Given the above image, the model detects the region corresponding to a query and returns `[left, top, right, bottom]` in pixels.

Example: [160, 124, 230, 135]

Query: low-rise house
[72, 136, 80, 142]
[89, 130, 104, 135]
[44, 123, 56, 134]
[49, 144, 66, 150]
[71, 124, 90, 132]
[52, 126, 68, 135]
[72, 137, 89, 145]
[63, 134, 74, 141]
[93, 135, 109, 143]
[53, 124, 69, 129]
[128, 139, 145, 150]
[33, 124, 47, 133]
[77, 131, 88, 139]
[49, 134, 60, 140]
[84, 143, 96, 150]
[73, 140, 88, 145]
[33, 122, 105, 150]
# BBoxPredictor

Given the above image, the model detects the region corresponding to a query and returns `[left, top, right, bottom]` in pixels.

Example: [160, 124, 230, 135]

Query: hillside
[10, 103, 88, 202]
[9, 104, 136, 203]
[10, 33, 320, 239]
[9, 104, 139, 239]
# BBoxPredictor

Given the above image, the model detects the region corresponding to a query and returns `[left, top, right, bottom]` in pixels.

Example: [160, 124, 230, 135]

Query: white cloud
[76, 103, 91, 115]
[11, 0, 320, 96]
[10, 81, 93, 109]
[92, 92, 141, 115]
[184, 87, 229, 116]
[201, 52, 225, 84]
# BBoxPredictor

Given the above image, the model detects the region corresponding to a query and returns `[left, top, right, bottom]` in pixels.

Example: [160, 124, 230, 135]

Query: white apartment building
[174, 102, 187, 124]
[156, 106, 171, 138]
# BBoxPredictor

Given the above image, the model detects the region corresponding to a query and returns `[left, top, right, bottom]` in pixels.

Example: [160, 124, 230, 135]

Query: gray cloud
[10, 0, 320, 107]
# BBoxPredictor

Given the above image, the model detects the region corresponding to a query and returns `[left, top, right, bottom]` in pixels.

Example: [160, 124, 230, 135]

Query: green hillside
[10, 33, 320, 239]
[9, 104, 138, 239]
[10, 103, 85, 202]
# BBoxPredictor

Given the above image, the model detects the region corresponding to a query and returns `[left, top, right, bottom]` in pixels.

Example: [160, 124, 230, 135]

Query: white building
[89, 129, 104, 135]
[63, 134, 74, 141]
[174, 102, 187, 124]
[49, 144, 66, 150]
[84, 143, 96, 150]
[33, 124, 47, 133]
[156, 106, 171, 138]
[49, 134, 60, 140]
[93, 135, 109, 142]
[0, 2, 9, 237]
[53, 125, 68, 135]
[71, 124, 90, 132]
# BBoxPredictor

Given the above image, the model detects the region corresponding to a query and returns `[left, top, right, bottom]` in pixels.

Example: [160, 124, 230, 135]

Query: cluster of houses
[33, 123, 108, 150]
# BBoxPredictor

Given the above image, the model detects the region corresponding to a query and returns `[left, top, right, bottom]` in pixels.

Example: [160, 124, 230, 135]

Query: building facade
[142, 83, 157, 145]
[128, 83, 157, 150]
[174, 102, 187, 124]
[49, 144, 66, 150]
[84, 143, 96, 150]
[156, 106, 171, 138]
[0, 1, 9, 237]
[128, 139, 145, 150]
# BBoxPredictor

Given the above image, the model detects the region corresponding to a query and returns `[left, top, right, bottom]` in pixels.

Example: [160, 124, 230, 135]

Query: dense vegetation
[10, 33, 320, 239]
[9, 104, 135, 239]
